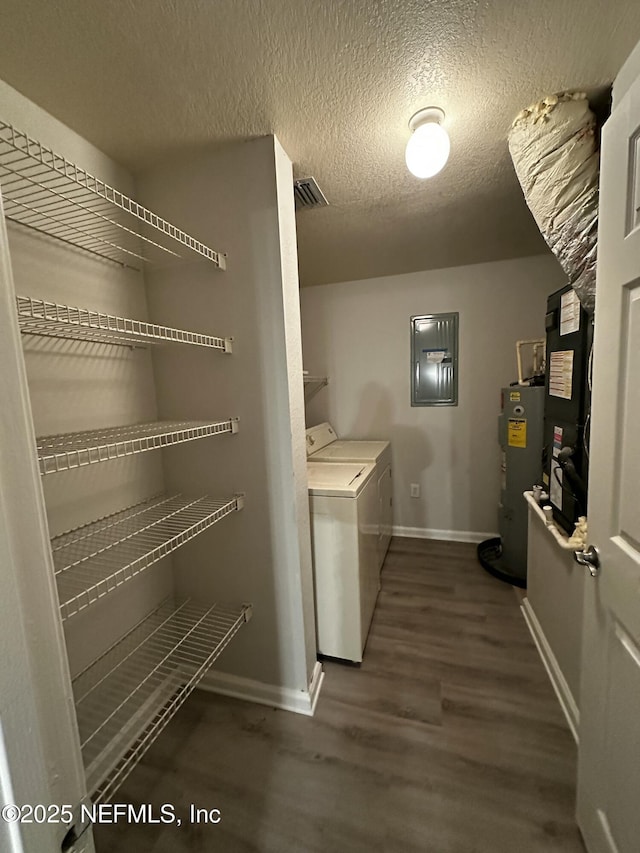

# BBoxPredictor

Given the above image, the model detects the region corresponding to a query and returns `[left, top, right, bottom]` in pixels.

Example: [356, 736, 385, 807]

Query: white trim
[392, 525, 498, 544]
[521, 597, 580, 743]
[197, 661, 325, 717]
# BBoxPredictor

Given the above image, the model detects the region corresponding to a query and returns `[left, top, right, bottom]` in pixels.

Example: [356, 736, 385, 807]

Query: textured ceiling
[1, 0, 640, 286]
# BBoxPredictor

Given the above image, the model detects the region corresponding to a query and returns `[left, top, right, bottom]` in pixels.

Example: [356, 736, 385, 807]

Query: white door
[0, 197, 94, 853]
[576, 50, 640, 853]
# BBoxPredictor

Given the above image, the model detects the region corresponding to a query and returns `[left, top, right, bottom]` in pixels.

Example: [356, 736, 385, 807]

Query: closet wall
[137, 136, 318, 702]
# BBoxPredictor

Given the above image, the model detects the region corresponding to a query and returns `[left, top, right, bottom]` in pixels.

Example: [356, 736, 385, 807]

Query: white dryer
[306, 422, 392, 568]
[307, 461, 380, 663]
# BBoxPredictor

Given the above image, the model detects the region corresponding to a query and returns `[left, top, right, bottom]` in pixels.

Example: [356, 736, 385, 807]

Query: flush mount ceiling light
[405, 107, 450, 179]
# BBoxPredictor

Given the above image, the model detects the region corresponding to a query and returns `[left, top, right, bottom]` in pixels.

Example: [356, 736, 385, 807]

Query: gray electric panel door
[411, 312, 458, 406]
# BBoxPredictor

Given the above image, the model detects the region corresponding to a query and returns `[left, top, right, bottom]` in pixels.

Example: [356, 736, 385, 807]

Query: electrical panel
[410, 312, 458, 406]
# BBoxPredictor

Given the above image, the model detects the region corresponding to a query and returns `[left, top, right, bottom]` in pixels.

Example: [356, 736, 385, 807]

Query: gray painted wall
[137, 136, 317, 694]
[526, 506, 585, 729]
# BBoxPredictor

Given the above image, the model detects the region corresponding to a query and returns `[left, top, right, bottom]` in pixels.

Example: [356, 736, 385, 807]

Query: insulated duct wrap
[508, 93, 599, 314]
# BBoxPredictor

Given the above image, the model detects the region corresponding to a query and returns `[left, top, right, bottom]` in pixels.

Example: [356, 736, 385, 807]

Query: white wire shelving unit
[73, 597, 252, 803]
[36, 418, 239, 475]
[0, 119, 254, 809]
[52, 493, 244, 621]
[17, 295, 233, 351]
[0, 120, 226, 270]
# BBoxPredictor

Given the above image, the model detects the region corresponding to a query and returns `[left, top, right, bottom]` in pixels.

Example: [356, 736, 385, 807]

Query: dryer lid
[305, 422, 337, 456]
[307, 461, 375, 497]
[309, 440, 389, 462]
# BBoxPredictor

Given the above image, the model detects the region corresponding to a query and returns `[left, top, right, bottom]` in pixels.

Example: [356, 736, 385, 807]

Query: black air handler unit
[543, 285, 592, 534]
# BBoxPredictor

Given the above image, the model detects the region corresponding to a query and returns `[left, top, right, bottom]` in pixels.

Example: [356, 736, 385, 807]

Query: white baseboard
[198, 660, 325, 717]
[392, 525, 498, 544]
[521, 597, 579, 743]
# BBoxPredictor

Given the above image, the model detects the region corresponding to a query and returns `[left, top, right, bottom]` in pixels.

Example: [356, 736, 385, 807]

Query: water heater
[499, 385, 545, 574]
[478, 385, 545, 586]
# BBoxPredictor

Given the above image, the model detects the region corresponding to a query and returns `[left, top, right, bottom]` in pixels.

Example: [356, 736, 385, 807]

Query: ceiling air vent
[294, 177, 328, 211]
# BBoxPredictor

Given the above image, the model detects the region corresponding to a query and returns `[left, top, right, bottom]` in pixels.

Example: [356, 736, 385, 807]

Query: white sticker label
[550, 426, 563, 510]
[549, 350, 574, 400]
[550, 457, 563, 510]
[560, 289, 581, 336]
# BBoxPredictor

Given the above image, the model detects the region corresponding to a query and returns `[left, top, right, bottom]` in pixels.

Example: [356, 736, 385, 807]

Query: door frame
[576, 38, 640, 853]
[0, 194, 92, 852]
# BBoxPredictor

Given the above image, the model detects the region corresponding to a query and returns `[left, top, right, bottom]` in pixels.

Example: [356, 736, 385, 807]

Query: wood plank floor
[94, 538, 586, 853]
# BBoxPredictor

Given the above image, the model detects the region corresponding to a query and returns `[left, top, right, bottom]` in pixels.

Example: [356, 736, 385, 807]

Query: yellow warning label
[509, 391, 521, 402]
[508, 418, 527, 448]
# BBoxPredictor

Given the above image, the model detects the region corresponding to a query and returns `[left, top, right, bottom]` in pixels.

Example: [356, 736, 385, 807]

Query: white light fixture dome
[405, 107, 450, 179]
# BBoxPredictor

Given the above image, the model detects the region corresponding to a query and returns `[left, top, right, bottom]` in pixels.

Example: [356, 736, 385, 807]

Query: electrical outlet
[410, 483, 420, 498]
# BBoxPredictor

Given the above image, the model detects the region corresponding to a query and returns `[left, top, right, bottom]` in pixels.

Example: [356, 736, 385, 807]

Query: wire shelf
[0, 120, 226, 270]
[17, 295, 233, 351]
[36, 418, 239, 475]
[73, 597, 252, 803]
[52, 493, 243, 621]
[303, 376, 328, 402]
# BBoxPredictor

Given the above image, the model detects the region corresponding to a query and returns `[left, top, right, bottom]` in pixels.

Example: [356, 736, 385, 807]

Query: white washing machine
[306, 422, 392, 568]
[307, 461, 380, 663]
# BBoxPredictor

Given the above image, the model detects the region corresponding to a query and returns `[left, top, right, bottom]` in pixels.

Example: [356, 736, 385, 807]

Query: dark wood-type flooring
[94, 538, 586, 853]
